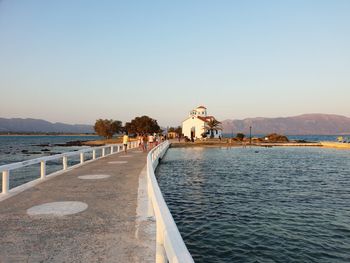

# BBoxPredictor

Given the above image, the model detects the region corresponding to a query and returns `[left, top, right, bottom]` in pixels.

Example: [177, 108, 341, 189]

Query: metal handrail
[1, 141, 138, 195]
[147, 141, 194, 263]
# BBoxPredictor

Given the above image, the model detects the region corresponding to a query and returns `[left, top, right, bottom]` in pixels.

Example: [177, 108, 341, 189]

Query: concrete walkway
[0, 149, 155, 263]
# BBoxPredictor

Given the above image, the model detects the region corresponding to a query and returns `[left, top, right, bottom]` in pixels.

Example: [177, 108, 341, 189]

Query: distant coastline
[0, 133, 96, 136]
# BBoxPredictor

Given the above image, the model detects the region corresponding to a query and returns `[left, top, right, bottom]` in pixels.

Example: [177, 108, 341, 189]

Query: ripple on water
[156, 147, 350, 263]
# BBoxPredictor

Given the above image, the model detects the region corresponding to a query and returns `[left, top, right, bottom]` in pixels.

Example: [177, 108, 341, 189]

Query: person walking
[155, 134, 159, 146]
[143, 134, 148, 152]
[148, 134, 154, 149]
[123, 133, 129, 154]
[138, 134, 143, 151]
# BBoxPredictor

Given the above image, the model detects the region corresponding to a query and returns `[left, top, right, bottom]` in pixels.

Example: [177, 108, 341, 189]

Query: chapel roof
[197, 116, 214, 122]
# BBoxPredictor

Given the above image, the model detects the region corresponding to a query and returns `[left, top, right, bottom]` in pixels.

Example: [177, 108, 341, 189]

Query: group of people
[137, 133, 165, 152]
[122, 133, 166, 154]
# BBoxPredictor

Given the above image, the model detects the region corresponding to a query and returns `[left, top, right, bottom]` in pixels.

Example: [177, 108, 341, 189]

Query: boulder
[263, 133, 289, 143]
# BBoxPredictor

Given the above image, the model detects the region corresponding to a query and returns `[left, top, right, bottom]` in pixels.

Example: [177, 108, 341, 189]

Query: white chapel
[182, 106, 222, 139]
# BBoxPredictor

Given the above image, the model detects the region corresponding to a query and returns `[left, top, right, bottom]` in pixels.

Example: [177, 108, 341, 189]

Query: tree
[205, 118, 222, 138]
[175, 126, 182, 136]
[168, 126, 182, 135]
[125, 116, 161, 134]
[236, 133, 245, 141]
[94, 119, 122, 139]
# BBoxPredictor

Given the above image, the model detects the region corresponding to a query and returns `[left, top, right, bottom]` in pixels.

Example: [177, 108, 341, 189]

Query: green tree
[175, 126, 182, 136]
[205, 118, 222, 138]
[94, 119, 122, 139]
[236, 133, 245, 141]
[125, 116, 161, 134]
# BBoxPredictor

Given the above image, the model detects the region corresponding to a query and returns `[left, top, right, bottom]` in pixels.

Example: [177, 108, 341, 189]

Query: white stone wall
[189, 108, 207, 118]
[182, 117, 206, 139]
[195, 108, 207, 117]
[207, 129, 222, 139]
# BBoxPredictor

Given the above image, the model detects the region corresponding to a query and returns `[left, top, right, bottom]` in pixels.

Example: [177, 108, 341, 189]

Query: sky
[1, 0, 349, 126]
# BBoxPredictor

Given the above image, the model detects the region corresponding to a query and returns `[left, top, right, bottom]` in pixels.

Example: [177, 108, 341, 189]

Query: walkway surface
[0, 149, 155, 263]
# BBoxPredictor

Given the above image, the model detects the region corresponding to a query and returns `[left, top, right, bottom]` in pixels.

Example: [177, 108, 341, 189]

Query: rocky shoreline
[34, 140, 90, 147]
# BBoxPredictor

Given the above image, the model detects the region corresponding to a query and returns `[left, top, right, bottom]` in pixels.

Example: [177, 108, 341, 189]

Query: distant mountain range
[1, 114, 350, 135]
[0, 118, 94, 134]
[222, 114, 350, 135]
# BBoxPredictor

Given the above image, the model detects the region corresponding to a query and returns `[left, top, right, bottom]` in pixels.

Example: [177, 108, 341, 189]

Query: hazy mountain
[3, 114, 350, 135]
[221, 114, 350, 135]
[0, 118, 94, 133]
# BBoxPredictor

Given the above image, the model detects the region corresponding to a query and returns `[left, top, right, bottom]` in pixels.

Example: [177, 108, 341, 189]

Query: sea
[0, 135, 100, 190]
[156, 147, 350, 263]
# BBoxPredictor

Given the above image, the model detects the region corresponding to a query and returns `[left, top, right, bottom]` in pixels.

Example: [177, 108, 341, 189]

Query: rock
[54, 140, 87, 147]
[41, 148, 50, 152]
[34, 144, 51, 147]
[262, 133, 289, 143]
[295, 139, 309, 143]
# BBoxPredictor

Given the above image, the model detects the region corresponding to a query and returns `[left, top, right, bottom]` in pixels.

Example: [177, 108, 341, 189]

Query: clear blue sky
[1, 0, 349, 126]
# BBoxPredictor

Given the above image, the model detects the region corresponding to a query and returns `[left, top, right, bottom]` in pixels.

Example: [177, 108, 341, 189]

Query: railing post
[147, 173, 155, 217]
[63, 156, 68, 170]
[111, 145, 114, 154]
[80, 152, 84, 164]
[102, 148, 105, 157]
[40, 161, 46, 179]
[93, 150, 96, 160]
[156, 221, 166, 263]
[2, 170, 9, 194]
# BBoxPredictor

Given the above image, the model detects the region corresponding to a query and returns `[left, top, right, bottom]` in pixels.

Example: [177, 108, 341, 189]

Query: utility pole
[231, 125, 233, 138]
[249, 126, 252, 145]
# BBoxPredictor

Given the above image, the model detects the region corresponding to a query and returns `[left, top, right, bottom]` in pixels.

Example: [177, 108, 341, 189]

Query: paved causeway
[0, 149, 155, 263]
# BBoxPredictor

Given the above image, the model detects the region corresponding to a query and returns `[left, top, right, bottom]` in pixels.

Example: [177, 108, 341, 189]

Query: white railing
[0, 141, 139, 197]
[147, 141, 194, 263]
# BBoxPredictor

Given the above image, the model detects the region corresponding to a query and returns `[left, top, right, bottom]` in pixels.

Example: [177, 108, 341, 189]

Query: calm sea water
[156, 147, 350, 263]
[0, 135, 100, 190]
[222, 134, 350, 142]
